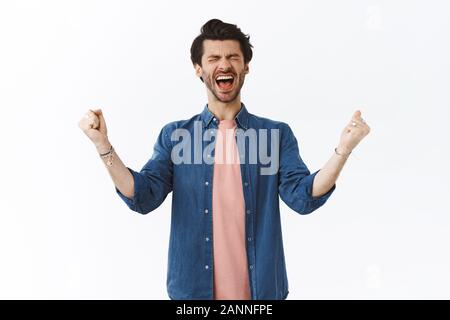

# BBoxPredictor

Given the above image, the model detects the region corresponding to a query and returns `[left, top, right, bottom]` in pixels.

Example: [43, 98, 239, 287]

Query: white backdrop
[1, 0, 449, 299]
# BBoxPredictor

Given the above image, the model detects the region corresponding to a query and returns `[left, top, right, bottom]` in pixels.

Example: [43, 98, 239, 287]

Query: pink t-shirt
[212, 119, 251, 300]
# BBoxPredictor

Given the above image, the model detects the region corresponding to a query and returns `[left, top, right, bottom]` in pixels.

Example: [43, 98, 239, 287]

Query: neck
[207, 94, 242, 121]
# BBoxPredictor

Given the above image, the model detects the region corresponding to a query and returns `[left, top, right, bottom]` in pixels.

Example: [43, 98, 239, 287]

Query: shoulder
[160, 113, 203, 136]
[248, 112, 292, 132]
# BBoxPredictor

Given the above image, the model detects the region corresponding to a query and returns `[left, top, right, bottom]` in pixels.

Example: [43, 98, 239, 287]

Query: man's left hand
[337, 110, 371, 155]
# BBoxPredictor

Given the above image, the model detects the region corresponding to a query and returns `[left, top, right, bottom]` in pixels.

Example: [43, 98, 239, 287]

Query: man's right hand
[78, 108, 110, 153]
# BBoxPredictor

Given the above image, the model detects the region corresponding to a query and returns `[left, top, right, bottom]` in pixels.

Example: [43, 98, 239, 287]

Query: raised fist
[338, 110, 371, 154]
[78, 108, 109, 147]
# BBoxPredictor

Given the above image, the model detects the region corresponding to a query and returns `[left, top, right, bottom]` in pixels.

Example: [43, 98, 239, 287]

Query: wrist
[95, 139, 111, 154]
[336, 144, 352, 156]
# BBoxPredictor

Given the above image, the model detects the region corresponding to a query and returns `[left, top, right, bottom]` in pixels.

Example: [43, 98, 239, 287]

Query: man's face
[195, 39, 249, 103]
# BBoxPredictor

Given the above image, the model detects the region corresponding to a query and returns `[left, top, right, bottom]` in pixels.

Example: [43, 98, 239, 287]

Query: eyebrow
[207, 53, 241, 59]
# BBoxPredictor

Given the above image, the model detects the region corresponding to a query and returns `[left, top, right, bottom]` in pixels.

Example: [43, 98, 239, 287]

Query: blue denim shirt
[115, 103, 336, 300]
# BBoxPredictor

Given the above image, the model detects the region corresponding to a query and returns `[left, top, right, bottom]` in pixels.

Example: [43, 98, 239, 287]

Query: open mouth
[215, 74, 235, 91]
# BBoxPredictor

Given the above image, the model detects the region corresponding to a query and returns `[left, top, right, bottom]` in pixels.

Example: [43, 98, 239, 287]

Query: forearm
[96, 140, 135, 199]
[311, 109, 371, 197]
[311, 146, 350, 197]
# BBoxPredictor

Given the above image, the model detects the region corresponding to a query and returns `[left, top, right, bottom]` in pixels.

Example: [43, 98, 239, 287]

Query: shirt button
[246, 209, 251, 214]
[205, 181, 209, 186]
[248, 237, 252, 242]
[249, 265, 254, 270]
[205, 265, 209, 270]
[205, 237, 210, 242]
[210, 130, 214, 135]
[204, 209, 209, 214]
[244, 182, 248, 186]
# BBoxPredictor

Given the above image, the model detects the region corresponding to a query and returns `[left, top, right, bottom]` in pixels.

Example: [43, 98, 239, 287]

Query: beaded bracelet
[99, 145, 114, 166]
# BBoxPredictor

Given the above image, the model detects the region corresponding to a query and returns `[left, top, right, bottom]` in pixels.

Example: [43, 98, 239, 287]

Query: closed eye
[207, 54, 241, 62]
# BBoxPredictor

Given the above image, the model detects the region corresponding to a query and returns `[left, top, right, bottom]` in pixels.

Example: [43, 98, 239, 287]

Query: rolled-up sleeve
[116, 123, 173, 214]
[278, 123, 335, 215]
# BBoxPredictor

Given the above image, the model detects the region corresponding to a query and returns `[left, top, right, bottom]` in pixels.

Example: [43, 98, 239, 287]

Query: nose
[217, 58, 232, 71]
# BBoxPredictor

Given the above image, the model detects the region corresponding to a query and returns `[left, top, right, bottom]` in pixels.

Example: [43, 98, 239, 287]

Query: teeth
[216, 75, 234, 81]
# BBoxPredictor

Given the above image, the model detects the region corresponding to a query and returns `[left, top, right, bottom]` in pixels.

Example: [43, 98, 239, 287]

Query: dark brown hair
[190, 19, 253, 82]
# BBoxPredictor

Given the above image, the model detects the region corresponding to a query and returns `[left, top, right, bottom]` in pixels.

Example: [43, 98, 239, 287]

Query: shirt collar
[200, 102, 249, 130]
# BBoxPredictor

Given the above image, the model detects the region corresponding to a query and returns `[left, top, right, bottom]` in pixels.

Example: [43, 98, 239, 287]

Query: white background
[1, 0, 449, 299]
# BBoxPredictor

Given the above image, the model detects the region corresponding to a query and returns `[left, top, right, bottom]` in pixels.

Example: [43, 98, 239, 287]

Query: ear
[194, 63, 202, 78]
[244, 64, 250, 74]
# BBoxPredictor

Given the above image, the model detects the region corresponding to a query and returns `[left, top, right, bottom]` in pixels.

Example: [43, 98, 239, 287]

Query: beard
[203, 70, 246, 103]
